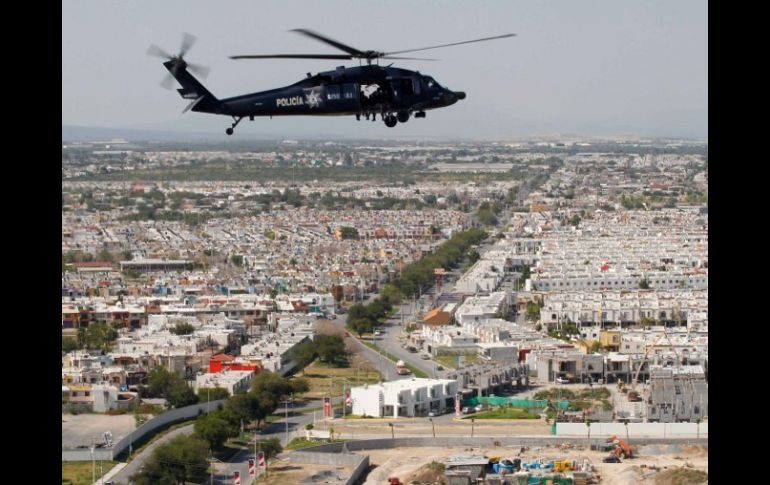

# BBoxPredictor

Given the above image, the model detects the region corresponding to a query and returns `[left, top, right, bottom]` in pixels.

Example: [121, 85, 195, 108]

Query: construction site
[278, 440, 708, 485]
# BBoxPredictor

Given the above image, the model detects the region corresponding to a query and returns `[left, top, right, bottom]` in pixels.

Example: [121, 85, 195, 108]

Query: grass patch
[299, 361, 382, 399]
[284, 437, 348, 451]
[464, 407, 540, 420]
[434, 353, 478, 369]
[62, 461, 117, 485]
[361, 341, 429, 378]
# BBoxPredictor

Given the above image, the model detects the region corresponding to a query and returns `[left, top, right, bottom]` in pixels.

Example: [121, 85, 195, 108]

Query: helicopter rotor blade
[179, 32, 197, 57]
[147, 44, 173, 59]
[380, 56, 439, 61]
[384, 33, 516, 56]
[230, 54, 353, 60]
[290, 28, 364, 56]
[187, 62, 210, 78]
[160, 73, 177, 90]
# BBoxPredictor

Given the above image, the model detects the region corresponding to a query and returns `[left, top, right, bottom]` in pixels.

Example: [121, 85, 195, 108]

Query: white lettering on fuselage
[276, 96, 304, 107]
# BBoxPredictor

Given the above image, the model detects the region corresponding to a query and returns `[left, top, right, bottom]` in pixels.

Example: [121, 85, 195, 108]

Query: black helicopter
[149, 29, 515, 135]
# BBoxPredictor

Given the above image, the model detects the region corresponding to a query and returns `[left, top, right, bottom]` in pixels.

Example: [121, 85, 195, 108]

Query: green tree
[526, 302, 541, 322]
[130, 435, 209, 485]
[166, 382, 199, 408]
[339, 226, 359, 240]
[290, 378, 310, 395]
[194, 411, 238, 449]
[197, 387, 230, 402]
[255, 437, 283, 459]
[225, 393, 259, 425]
[638, 278, 650, 289]
[314, 335, 350, 367]
[62, 337, 79, 353]
[291, 342, 317, 373]
[170, 322, 195, 335]
[148, 367, 175, 398]
[231, 255, 244, 267]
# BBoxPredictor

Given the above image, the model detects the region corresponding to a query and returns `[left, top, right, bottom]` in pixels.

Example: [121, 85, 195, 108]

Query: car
[462, 406, 472, 414]
[428, 411, 436, 417]
[436, 365, 444, 371]
[555, 377, 570, 384]
[420, 354, 431, 360]
[374, 330, 382, 336]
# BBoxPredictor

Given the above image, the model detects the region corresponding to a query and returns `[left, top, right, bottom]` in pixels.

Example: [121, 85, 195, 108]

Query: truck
[395, 360, 411, 375]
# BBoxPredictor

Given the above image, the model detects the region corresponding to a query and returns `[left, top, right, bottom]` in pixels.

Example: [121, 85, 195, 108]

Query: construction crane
[630, 319, 681, 394]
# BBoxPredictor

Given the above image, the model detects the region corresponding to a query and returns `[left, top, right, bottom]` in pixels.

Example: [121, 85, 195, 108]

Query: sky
[62, 1, 707, 140]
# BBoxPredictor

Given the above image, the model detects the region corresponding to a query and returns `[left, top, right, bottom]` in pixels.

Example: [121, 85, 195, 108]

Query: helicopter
[148, 29, 515, 135]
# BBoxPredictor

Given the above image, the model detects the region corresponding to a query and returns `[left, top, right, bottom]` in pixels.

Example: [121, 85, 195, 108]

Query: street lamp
[90, 445, 95, 485]
[471, 418, 475, 438]
[388, 422, 394, 439]
[429, 417, 435, 438]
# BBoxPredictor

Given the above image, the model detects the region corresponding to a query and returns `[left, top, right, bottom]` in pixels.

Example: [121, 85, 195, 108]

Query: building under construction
[645, 365, 707, 422]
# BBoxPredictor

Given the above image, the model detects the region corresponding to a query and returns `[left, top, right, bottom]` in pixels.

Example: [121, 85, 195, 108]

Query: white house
[350, 378, 459, 418]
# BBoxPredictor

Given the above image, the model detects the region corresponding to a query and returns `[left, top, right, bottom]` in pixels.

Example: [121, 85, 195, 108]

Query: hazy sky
[62, 1, 707, 139]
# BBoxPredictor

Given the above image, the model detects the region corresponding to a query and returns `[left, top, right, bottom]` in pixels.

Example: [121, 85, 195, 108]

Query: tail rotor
[148, 33, 210, 90]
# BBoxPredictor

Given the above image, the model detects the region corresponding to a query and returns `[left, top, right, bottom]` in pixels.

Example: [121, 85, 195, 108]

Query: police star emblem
[305, 88, 322, 108]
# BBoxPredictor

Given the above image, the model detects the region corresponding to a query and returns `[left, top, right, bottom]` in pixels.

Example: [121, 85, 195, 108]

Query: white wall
[556, 422, 707, 438]
[351, 386, 382, 417]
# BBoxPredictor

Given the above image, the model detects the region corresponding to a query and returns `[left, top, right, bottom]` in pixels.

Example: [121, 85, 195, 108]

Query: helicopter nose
[455, 91, 466, 100]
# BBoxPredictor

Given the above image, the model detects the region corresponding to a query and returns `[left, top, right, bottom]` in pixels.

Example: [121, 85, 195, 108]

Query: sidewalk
[93, 462, 126, 485]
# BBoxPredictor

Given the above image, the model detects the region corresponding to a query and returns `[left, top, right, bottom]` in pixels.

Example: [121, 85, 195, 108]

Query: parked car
[420, 354, 431, 360]
[428, 411, 436, 417]
[555, 377, 570, 384]
[462, 406, 472, 414]
[374, 330, 382, 336]
[436, 365, 444, 371]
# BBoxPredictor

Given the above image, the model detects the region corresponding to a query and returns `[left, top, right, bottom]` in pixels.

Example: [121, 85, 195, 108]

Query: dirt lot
[357, 444, 707, 484]
[61, 413, 136, 448]
[250, 458, 357, 485]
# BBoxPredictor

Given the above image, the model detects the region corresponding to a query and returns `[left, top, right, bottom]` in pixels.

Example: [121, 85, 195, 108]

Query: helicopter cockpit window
[326, 85, 341, 100]
[423, 76, 441, 89]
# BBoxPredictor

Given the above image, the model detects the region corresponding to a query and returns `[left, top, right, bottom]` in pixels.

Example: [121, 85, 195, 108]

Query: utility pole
[90, 444, 95, 485]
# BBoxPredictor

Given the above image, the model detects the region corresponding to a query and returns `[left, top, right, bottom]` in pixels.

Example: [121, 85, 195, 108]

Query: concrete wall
[290, 451, 369, 485]
[61, 399, 226, 462]
[296, 436, 707, 454]
[556, 422, 708, 438]
[61, 448, 114, 462]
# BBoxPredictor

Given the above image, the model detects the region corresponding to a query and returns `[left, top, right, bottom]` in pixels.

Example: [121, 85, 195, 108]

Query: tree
[314, 335, 350, 367]
[339, 226, 359, 240]
[255, 437, 283, 459]
[130, 435, 209, 485]
[231, 255, 244, 267]
[290, 342, 317, 373]
[291, 378, 310, 396]
[148, 367, 175, 398]
[194, 411, 238, 449]
[62, 337, 79, 353]
[526, 302, 541, 322]
[348, 318, 374, 338]
[226, 393, 259, 425]
[170, 322, 195, 335]
[197, 387, 230, 402]
[166, 382, 199, 408]
[638, 278, 650, 289]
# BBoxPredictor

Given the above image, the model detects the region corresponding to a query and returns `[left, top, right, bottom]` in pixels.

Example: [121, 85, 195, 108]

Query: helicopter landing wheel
[384, 114, 398, 128]
[397, 111, 410, 123]
[226, 116, 243, 136]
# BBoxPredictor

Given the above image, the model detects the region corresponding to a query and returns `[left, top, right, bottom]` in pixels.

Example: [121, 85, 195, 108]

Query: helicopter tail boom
[163, 60, 225, 114]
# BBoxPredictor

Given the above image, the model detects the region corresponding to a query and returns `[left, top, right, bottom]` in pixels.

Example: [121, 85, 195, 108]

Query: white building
[195, 369, 254, 395]
[350, 378, 459, 418]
